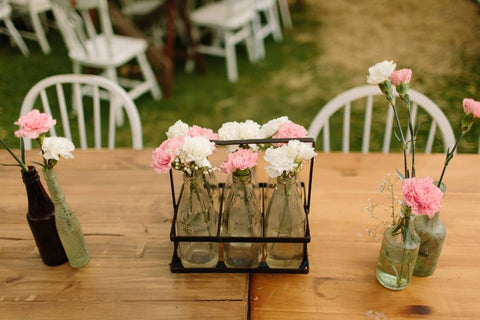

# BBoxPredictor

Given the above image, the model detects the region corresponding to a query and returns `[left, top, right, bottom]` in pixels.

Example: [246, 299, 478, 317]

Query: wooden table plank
[0, 149, 249, 319]
[250, 153, 480, 320]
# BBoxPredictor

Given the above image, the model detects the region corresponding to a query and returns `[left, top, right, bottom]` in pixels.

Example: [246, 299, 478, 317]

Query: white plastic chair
[8, 0, 52, 54]
[190, 0, 257, 82]
[0, 0, 29, 55]
[252, 0, 282, 60]
[307, 85, 456, 154]
[49, 0, 161, 103]
[19, 74, 143, 150]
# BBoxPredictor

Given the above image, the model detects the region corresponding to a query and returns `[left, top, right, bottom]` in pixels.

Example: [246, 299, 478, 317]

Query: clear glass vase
[264, 173, 305, 269]
[42, 167, 89, 268]
[376, 206, 420, 290]
[413, 212, 446, 277]
[222, 169, 262, 268]
[413, 182, 446, 277]
[176, 171, 218, 268]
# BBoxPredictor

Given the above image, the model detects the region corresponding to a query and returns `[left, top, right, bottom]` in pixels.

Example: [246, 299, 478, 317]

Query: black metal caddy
[168, 137, 315, 274]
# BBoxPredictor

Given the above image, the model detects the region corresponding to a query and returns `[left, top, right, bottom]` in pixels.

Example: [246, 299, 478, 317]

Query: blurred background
[1, 0, 480, 151]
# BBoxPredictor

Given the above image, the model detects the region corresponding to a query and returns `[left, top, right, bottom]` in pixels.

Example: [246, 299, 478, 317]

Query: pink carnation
[389, 69, 412, 86]
[14, 110, 56, 139]
[462, 98, 480, 119]
[220, 148, 258, 174]
[273, 121, 308, 139]
[187, 125, 219, 140]
[402, 177, 443, 218]
[151, 137, 184, 174]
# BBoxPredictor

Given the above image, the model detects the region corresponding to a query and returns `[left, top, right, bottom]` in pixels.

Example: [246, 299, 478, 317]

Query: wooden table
[1, 150, 479, 319]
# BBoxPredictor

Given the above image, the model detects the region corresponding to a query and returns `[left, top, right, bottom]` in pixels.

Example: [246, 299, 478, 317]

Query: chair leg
[224, 32, 238, 82]
[267, 4, 283, 42]
[3, 17, 30, 56]
[137, 53, 162, 101]
[30, 9, 50, 54]
[277, 0, 292, 29]
[105, 67, 125, 127]
[252, 13, 265, 60]
[244, 24, 257, 63]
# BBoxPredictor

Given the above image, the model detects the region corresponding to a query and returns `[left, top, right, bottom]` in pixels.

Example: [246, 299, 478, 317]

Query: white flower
[264, 146, 297, 178]
[218, 121, 240, 140]
[264, 140, 316, 178]
[259, 116, 289, 138]
[366, 60, 396, 85]
[166, 120, 189, 138]
[178, 136, 215, 169]
[42, 137, 75, 161]
[238, 120, 261, 140]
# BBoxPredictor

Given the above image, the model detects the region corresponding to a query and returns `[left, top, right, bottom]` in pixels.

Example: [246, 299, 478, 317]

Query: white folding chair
[190, 0, 257, 82]
[308, 85, 456, 154]
[252, 0, 282, 60]
[0, 0, 29, 56]
[49, 0, 161, 103]
[19, 74, 143, 150]
[8, 0, 52, 54]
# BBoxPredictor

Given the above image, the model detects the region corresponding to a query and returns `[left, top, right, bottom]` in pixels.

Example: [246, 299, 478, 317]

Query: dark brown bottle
[22, 166, 68, 266]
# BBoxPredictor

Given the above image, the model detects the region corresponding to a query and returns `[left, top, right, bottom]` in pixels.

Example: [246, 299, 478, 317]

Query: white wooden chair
[49, 0, 161, 103]
[252, 0, 282, 60]
[8, 0, 52, 54]
[0, 0, 29, 55]
[307, 85, 456, 154]
[19, 74, 143, 150]
[190, 0, 257, 82]
[276, 0, 292, 29]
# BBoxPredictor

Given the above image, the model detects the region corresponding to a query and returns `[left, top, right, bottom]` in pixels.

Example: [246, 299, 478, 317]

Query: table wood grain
[1, 150, 479, 319]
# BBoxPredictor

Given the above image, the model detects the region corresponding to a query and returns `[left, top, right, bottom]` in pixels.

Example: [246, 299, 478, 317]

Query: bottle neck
[232, 169, 252, 184]
[22, 166, 55, 219]
[42, 167, 66, 205]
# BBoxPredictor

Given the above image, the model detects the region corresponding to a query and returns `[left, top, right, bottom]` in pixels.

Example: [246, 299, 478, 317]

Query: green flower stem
[404, 94, 416, 177]
[0, 139, 28, 171]
[437, 131, 465, 187]
[386, 96, 409, 178]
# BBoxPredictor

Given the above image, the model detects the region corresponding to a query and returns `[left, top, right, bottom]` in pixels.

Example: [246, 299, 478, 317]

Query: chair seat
[121, 0, 165, 16]
[69, 34, 148, 67]
[9, 0, 51, 12]
[190, 2, 254, 30]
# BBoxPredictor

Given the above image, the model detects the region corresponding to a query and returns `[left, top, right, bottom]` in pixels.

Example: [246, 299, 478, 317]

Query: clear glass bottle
[265, 173, 305, 269]
[376, 206, 420, 290]
[222, 169, 262, 268]
[22, 166, 67, 266]
[43, 167, 89, 268]
[176, 171, 218, 268]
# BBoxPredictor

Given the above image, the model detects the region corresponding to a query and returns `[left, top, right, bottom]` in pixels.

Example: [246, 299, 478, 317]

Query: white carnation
[366, 60, 396, 85]
[238, 120, 261, 140]
[179, 136, 215, 168]
[287, 139, 316, 162]
[264, 146, 297, 178]
[166, 120, 189, 138]
[218, 121, 240, 140]
[259, 116, 289, 138]
[42, 137, 75, 161]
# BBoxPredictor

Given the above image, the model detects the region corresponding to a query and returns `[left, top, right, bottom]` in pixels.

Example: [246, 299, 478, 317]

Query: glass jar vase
[42, 167, 90, 268]
[176, 171, 218, 268]
[264, 173, 305, 269]
[376, 206, 420, 290]
[222, 169, 262, 268]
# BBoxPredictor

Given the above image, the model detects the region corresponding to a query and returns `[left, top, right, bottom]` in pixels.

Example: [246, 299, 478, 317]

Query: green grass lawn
[1, 3, 479, 152]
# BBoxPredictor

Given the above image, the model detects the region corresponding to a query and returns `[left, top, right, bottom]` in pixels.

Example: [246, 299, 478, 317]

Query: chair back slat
[362, 95, 373, 153]
[323, 120, 330, 153]
[382, 105, 394, 153]
[342, 102, 351, 153]
[92, 85, 102, 149]
[39, 89, 58, 139]
[55, 83, 73, 142]
[108, 97, 117, 149]
[72, 83, 88, 149]
[425, 121, 437, 154]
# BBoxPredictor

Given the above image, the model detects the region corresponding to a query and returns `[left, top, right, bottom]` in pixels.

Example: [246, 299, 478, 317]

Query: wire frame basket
[168, 137, 315, 273]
